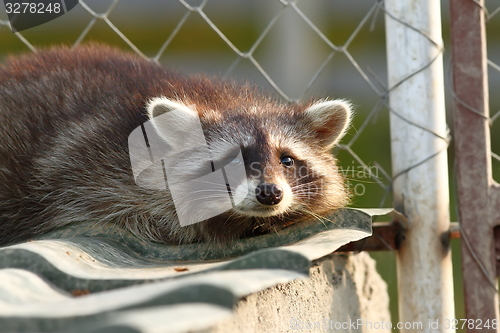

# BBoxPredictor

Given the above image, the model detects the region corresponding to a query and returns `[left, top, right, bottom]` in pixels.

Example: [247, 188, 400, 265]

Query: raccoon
[0, 44, 352, 246]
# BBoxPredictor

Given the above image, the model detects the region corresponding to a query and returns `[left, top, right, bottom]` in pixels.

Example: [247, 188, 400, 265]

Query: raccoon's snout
[255, 183, 283, 206]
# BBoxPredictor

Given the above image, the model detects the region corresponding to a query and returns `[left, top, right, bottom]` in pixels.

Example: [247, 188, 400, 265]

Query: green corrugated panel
[0, 208, 389, 333]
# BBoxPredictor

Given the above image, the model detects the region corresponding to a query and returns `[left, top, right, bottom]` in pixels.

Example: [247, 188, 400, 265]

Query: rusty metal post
[449, 0, 500, 328]
[385, 0, 455, 331]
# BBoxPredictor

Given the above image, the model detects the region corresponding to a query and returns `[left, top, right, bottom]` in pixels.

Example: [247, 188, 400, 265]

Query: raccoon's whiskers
[295, 206, 328, 227]
[289, 173, 317, 184]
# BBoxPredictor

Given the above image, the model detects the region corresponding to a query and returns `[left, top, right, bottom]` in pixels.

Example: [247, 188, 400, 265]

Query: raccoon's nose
[255, 183, 283, 206]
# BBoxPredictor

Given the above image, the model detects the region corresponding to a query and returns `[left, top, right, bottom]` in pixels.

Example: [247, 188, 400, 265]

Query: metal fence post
[449, 0, 500, 329]
[385, 0, 455, 331]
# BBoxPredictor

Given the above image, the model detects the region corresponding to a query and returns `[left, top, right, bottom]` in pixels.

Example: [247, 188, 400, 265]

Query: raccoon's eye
[280, 155, 294, 168]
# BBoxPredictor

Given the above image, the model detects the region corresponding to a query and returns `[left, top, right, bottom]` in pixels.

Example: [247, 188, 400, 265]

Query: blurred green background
[1, 0, 500, 331]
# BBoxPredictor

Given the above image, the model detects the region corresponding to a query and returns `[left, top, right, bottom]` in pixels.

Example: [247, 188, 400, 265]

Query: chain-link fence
[0, 0, 393, 212]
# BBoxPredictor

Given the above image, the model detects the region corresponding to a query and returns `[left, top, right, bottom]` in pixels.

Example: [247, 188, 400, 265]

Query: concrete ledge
[212, 252, 390, 333]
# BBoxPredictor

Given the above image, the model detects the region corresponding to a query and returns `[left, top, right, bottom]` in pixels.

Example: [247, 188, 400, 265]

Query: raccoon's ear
[304, 99, 352, 149]
[146, 97, 201, 148]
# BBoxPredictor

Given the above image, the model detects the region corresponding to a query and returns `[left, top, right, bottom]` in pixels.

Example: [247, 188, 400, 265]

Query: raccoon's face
[145, 96, 352, 242]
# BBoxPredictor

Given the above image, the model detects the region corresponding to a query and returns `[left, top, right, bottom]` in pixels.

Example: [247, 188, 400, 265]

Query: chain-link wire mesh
[0, 0, 396, 212]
